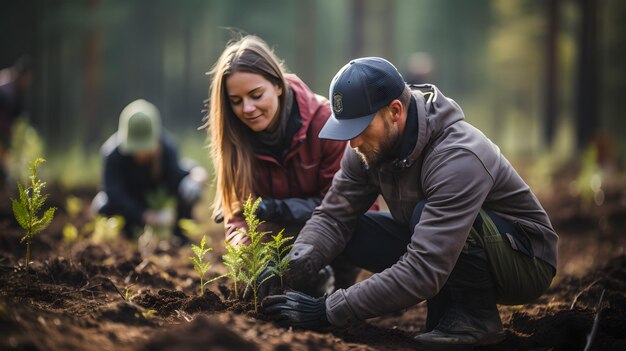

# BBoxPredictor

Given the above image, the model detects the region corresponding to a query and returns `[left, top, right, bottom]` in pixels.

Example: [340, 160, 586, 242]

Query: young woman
[205, 35, 347, 246]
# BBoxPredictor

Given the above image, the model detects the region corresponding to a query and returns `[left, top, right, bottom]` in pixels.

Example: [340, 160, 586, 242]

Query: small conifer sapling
[222, 241, 244, 300]
[189, 235, 215, 296]
[265, 229, 293, 290]
[11, 158, 56, 272]
[238, 196, 273, 313]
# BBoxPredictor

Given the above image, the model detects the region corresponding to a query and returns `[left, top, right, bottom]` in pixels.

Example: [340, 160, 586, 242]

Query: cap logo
[333, 93, 343, 115]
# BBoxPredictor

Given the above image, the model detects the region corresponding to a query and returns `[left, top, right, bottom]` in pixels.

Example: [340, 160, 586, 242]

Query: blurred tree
[543, 0, 558, 148]
[575, 0, 599, 151]
[83, 0, 102, 148]
[488, 1, 544, 154]
[601, 0, 626, 165]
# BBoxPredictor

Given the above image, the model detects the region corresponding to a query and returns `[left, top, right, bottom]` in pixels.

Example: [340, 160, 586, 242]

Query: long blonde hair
[205, 35, 289, 221]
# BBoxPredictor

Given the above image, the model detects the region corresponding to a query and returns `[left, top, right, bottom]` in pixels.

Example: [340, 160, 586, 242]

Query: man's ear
[388, 99, 403, 122]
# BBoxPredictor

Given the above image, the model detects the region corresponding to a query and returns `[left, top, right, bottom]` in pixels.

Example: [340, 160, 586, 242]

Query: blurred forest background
[1, 0, 625, 196]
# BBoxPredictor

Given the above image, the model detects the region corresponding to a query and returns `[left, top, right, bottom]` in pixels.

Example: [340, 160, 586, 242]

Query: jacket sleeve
[290, 147, 380, 285]
[264, 196, 322, 224]
[326, 149, 495, 326]
[103, 152, 145, 225]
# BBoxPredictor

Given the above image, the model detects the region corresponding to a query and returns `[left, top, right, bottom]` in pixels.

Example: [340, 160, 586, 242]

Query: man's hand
[242, 264, 281, 301]
[263, 291, 330, 330]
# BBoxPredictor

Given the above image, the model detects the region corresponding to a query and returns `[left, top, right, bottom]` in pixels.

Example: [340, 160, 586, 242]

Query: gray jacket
[290, 84, 558, 326]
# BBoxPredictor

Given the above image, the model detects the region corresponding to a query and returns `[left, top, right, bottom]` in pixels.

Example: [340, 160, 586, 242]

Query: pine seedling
[264, 229, 293, 290]
[11, 158, 56, 272]
[124, 284, 140, 302]
[189, 235, 214, 296]
[222, 241, 244, 300]
[238, 196, 273, 313]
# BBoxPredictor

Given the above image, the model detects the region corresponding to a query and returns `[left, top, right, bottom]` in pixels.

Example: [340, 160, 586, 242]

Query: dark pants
[342, 200, 554, 331]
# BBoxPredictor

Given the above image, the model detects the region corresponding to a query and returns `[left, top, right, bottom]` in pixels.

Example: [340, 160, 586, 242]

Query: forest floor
[1, 169, 625, 351]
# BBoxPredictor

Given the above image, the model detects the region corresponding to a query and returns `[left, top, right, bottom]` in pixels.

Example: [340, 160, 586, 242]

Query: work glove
[263, 290, 330, 330]
[256, 198, 278, 221]
[178, 174, 203, 204]
[214, 211, 224, 223]
[242, 263, 281, 301]
[143, 208, 175, 227]
[285, 243, 326, 294]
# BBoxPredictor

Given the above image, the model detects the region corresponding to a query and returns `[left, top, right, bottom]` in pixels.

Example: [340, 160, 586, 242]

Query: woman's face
[225, 71, 283, 132]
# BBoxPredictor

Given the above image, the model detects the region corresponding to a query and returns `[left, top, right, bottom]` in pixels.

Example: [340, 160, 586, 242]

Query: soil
[1, 171, 625, 351]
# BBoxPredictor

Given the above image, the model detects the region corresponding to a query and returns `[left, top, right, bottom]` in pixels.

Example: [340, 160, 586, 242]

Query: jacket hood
[400, 84, 466, 168]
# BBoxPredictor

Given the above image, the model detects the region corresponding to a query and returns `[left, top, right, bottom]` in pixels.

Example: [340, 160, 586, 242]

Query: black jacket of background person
[100, 131, 189, 226]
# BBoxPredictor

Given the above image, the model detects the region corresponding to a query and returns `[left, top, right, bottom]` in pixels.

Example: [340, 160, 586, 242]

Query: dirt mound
[139, 314, 258, 351]
[135, 288, 225, 316]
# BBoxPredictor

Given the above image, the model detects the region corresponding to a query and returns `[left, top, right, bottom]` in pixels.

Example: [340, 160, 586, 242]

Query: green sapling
[264, 229, 294, 290]
[189, 235, 215, 296]
[222, 241, 244, 300]
[11, 158, 56, 272]
[238, 196, 273, 313]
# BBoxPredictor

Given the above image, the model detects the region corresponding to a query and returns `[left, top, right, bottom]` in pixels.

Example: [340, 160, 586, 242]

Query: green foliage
[141, 309, 157, 318]
[146, 186, 175, 210]
[62, 196, 84, 244]
[178, 218, 202, 239]
[222, 241, 244, 300]
[145, 187, 176, 239]
[573, 145, 604, 207]
[265, 229, 294, 290]
[87, 215, 125, 244]
[8, 119, 44, 184]
[237, 196, 272, 313]
[189, 235, 214, 296]
[124, 284, 139, 302]
[63, 223, 79, 244]
[65, 196, 83, 219]
[11, 158, 56, 271]
[47, 146, 101, 189]
[218, 196, 290, 311]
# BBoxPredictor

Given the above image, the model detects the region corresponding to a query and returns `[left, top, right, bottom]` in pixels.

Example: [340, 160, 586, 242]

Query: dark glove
[256, 198, 278, 221]
[263, 290, 330, 330]
[214, 211, 224, 223]
[242, 263, 281, 301]
[285, 243, 325, 294]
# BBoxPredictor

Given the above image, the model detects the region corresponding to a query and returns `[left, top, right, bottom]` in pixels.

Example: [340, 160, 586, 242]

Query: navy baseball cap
[319, 57, 405, 141]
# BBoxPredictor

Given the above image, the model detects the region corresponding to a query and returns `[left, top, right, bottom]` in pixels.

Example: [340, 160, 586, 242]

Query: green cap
[118, 99, 161, 154]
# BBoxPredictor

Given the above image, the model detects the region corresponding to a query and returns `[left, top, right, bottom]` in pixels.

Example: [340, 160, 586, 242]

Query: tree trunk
[576, 0, 600, 151]
[543, 0, 558, 148]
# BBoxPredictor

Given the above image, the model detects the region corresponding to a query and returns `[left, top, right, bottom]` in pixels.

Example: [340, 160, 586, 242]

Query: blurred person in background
[403, 52, 435, 85]
[0, 56, 33, 188]
[205, 35, 367, 292]
[91, 99, 207, 246]
[263, 57, 558, 349]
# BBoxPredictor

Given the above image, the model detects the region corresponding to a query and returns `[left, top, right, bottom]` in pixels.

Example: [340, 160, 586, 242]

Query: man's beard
[355, 119, 399, 169]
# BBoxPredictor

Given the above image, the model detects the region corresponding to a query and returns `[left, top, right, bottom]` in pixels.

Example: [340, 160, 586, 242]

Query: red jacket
[226, 74, 347, 244]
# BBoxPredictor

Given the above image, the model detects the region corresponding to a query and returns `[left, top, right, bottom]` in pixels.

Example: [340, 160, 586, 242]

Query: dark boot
[414, 295, 504, 349]
[415, 245, 504, 348]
